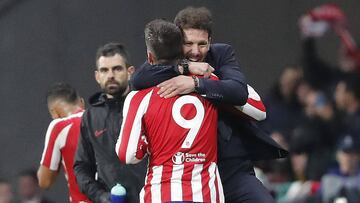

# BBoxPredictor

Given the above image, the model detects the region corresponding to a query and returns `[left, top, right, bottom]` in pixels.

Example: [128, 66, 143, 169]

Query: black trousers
[218, 158, 274, 203]
[222, 171, 274, 203]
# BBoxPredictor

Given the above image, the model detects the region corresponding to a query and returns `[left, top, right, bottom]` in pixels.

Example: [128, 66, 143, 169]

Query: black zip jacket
[74, 92, 146, 203]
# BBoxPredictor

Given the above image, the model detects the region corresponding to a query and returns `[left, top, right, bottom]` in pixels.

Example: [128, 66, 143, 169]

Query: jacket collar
[88, 92, 126, 107]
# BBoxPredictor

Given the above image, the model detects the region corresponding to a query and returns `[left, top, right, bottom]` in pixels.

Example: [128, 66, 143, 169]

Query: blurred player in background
[37, 82, 91, 203]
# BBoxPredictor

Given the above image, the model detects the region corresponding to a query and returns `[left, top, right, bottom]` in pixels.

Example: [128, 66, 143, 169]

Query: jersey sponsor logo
[172, 152, 185, 164]
[94, 128, 107, 137]
[172, 152, 206, 164]
[185, 152, 206, 163]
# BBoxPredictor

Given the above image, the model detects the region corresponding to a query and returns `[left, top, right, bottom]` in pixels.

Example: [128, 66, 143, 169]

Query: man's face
[0, 183, 13, 203]
[182, 28, 210, 62]
[334, 81, 347, 111]
[18, 176, 38, 199]
[95, 54, 134, 97]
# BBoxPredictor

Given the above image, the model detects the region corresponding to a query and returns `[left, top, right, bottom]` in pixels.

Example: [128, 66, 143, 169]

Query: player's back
[144, 87, 217, 166]
[143, 87, 222, 202]
[41, 111, 91, 202]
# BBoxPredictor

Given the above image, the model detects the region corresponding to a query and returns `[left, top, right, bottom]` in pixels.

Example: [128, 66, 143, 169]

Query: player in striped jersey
[116, 19, 224, 203]
[38, 83, 91, 203]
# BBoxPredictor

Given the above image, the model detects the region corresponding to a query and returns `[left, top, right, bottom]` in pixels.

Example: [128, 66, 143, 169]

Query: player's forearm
[37, 166, 58, 189]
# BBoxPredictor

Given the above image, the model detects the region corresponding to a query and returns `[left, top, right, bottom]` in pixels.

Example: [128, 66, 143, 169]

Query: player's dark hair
[46, 82, 80, 105]
[145, 19, 183, 64]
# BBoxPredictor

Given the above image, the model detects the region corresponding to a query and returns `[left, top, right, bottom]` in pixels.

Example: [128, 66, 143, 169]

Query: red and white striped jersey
[236, 84, 266, 121]
[40, 111, 91, 203]
[116, 87, 224, 203]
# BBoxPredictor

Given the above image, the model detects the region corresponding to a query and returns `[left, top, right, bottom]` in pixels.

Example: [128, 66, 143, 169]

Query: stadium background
[0, 0, 359, 201]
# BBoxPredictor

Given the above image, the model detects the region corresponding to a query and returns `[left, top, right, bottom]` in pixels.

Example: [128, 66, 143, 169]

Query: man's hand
[299, 15, 330, 38]
[188, 62, 214, 78]
[157, 75, 195, 98]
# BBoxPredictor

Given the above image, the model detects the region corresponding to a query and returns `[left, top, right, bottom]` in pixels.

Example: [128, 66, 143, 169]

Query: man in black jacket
[74, 43, 146, 203]
[131, 7, 287, 203]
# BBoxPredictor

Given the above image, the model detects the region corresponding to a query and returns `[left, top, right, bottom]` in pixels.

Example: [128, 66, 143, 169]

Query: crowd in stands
[0, 169, 54, 203]
[256, 4, 360, 203]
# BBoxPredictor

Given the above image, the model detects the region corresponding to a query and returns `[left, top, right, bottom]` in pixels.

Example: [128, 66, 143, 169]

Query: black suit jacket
[132, 43, 288, 163]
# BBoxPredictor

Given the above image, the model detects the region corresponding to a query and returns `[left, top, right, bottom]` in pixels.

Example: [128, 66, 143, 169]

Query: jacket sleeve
[131, 45, 248, 105]
[74, 113, 108, 202]
[234, 84, 266, 121]
[131, 62, 179, 90]
[197, 44, 248, 105]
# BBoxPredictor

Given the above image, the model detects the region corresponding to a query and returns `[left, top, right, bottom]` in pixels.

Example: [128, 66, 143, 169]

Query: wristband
[179, 59, 190, 75]
[192, 76, 199, 92]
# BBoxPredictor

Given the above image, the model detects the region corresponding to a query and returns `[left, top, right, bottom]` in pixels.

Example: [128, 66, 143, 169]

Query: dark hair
[343, 73, 360, 100]
[337, 134, 360, 153]
[174, 6, 213, 38]
[0, 178, 10, 184]
[95, 42, 131, 68]
[145, 19, 183, 63]
[18, 169, 38, 182]
[46, 82, 80, 105]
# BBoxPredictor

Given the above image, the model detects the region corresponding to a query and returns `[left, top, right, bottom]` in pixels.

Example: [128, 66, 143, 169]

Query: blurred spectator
[260, 4, 360, 202]
[275, 151, 321, 203]
[255, 158, 293, 199]
[0, 179, 14, 203]
[260, 65, 304, 142]
[17, 169, 53, 203]
[37, 82, 90, 203]
[334, 73, 360, 137]
[321, 135, 360, 203]
[289, 124, 333, 181]
[299, 87, 342, 147]
[299, 3, 360, 97]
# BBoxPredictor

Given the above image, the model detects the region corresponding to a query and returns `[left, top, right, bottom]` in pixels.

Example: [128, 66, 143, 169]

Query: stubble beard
[103, 80, 128, 97]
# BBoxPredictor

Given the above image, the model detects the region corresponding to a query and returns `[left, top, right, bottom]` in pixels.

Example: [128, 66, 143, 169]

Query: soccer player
[37, 82, 91, 203]
[116, 19, 224, 203]
[131, 6, 286, 203]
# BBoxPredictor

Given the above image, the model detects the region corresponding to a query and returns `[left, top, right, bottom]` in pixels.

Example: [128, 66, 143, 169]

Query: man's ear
[147, 52, 155, 65]
[79, 97, 85, 109]
[127, 66, 135, 80]
[49, 108, 59, 119]
[94, 70, 100, 84]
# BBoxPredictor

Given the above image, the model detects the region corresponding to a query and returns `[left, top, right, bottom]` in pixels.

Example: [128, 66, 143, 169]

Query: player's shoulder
[48, 112, 83, 129]
[127, 87, 158, 99]
[210, 43, 233, 51]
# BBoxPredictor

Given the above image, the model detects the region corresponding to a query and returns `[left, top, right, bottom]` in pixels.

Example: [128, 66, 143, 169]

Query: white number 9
[172, 95, 205, 149]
